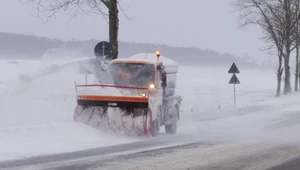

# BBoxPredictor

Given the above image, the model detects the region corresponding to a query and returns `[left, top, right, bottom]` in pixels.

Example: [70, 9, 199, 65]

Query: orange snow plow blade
[77, 95, 149, 108]
[73, 84, 153, 137]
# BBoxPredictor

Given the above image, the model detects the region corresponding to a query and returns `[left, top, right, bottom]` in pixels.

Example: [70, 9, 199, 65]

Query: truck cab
[109, 53, 181, 135]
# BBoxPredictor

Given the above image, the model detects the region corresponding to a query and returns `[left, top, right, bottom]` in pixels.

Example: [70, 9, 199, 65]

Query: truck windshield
[109, 63, 154, 87]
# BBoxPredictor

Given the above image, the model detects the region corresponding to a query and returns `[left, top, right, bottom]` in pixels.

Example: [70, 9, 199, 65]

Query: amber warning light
[156, 51, 161, 61]
[156, 51, 161, 57]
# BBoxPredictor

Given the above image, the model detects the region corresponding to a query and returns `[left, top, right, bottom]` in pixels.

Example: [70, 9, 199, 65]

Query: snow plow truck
[73, 41, 182, 137]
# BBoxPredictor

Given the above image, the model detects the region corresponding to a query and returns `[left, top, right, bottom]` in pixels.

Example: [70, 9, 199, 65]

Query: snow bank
[174, 66, 300, 145]
[0, 122, 137, 161]
[176, 65, 276, 113]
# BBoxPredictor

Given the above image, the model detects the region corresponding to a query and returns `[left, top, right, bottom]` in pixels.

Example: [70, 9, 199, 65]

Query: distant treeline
[0, 32, 262, 68]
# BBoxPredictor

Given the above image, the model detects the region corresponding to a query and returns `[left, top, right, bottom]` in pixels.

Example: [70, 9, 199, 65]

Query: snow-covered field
[0, 58, 298, 162]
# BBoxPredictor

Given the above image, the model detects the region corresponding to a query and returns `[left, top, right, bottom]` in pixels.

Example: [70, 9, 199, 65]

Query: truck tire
[151, 106, 162, 137]
[165, 106, 178, 134]
[156, 106, 162, 132]
[151, 119, 159, 136]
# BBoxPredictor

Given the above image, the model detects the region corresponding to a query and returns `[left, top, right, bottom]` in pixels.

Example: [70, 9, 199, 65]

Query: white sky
[0, 0, 271, 63]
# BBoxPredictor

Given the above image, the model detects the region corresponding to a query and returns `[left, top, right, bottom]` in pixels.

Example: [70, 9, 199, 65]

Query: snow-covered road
[0, 59, 299, 169]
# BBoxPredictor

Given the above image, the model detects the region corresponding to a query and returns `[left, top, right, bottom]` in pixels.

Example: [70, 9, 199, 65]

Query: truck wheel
[165, 106, 178, 134]
[151, 106, 162, 137]
[156, 106, 162, 132]
[151, 119, 159, 136]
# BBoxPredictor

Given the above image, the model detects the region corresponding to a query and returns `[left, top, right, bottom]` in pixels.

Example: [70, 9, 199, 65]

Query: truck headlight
[149, 83, 155, 89]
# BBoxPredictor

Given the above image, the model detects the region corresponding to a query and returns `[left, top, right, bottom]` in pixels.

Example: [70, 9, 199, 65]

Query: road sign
[229, 74, 240, 84]
[228, 62, 240, 108]
[228, 63, 240, 74]
[94, 41, 113, 60]
[229, 74, 240, 108]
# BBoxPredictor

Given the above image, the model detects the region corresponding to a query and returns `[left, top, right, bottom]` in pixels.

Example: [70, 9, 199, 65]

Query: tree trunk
[295, 46, 299, 91]
[283, 0, 292, 95]
[283, 52, 292, 94]
[108, 0, 119, 60]
[298, 63, 300, 88]
[295, 3, 299, 92]
[276, 53, 283, 97]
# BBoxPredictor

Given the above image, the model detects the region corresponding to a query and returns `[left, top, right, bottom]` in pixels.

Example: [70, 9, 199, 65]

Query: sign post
[228, 63, 240, 108]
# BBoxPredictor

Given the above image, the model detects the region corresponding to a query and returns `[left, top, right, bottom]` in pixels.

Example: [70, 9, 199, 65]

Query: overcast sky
[0, 0, 271, 63]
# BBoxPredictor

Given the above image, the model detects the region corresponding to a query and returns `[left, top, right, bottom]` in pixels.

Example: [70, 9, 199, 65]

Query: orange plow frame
[74, 83, 154, 137]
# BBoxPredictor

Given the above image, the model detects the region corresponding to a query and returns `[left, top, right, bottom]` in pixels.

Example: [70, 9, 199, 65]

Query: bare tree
[294, 20, 300, 92]
[234, 0, 284, 96]
[234, 0, 300, 96]
[19, 0, 129, 60]
[272, 0, 300, 94]
[281, 0, 295, 94]
[261, 5, 286, 96]
[292, 0, 300, 91]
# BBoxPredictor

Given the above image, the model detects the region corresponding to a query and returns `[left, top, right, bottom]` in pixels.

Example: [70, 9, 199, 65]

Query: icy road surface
[0, 59, 300, 169]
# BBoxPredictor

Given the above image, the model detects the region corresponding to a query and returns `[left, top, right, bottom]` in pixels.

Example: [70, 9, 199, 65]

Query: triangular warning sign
[228, 63, 240, 74]
[229, 74, 240, 84]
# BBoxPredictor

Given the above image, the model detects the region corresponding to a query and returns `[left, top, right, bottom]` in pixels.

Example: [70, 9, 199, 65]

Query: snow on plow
[74, 84, 153, 137]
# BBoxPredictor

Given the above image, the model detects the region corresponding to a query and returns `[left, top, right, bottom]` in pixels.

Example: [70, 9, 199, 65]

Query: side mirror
[161, 72, 167, 88]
